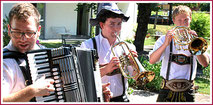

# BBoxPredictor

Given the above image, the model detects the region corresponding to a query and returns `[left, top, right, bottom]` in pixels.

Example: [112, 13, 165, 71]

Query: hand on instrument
[164, 29, 174, 47]
[30, 75, 55, 97]
[128, 50, 138, 68]
[189, 30, 198, 37]
[129, 50, 138, 58]
[102, 83, 112, 102]
[105, 57, 120, 74]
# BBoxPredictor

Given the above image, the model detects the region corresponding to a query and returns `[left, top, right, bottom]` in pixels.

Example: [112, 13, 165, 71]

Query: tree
[3, 15, 10, 47]
[134, 3, 151, 53]
[168, 3, 173, 25]
[151, 3, 161, 29]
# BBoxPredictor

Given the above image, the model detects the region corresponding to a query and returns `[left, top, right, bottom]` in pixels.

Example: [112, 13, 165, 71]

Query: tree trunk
[153, 11, 158, 29]
[168, 3, 173, 25]
[134, 3, 151, 53]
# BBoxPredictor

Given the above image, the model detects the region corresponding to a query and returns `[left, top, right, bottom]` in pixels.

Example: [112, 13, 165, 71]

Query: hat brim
[90, 9, 129, 26]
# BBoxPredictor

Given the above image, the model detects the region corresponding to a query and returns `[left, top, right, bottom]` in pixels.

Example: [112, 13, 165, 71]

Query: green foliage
[3, 15, 10, 47]
[150, 3, 162, 12]
[173, 3, 199, 9]
[144, 37, 156, 46]
[201, 65, 210, 79]
[140, 57, 162, 92]
[195, 77, 210, 94]
[147, 28, 157, 36]
[128, 56, 162, 92]
[200, 3, 210, 12]
[125, 38, 134, 44]
[190, 12, 210, 39]
[75, 3, 97, 14]
[127, 87, 134, 95]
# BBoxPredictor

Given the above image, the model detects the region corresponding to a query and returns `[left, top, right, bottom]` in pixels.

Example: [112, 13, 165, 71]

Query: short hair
[9, 3, 41, 26]
[97, 10, 124, 23]
[172, 5, 192, 20]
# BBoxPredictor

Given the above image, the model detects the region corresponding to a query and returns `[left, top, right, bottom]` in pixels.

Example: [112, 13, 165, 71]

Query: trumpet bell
[136, 71, 155, 85]
[189, 37, 208, 55]
[172, 26, 208, 55]
[111, 41, 155, 83]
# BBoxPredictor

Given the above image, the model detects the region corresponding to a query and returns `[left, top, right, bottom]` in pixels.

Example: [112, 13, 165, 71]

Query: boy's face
[173, 13, 191, 27]
[100, 18, 122, 40]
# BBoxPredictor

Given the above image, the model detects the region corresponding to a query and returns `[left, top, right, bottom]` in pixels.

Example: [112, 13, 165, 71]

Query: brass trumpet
[172, 26, 208, 55]
[110, 34, 155, 84]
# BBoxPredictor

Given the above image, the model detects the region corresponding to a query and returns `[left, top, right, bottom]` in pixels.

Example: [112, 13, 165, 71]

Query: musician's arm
[100, 66, 109, 77]
[196, 54, 209, 67]
[100, 57, 120, 77]
[3, 86, 36, 102]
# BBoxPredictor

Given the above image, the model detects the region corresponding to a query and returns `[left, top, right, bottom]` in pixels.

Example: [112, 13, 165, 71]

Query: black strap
[121, 75, 125, 95]
[166, 41, 173, 80]
[3, 48, 33, 86]
[189, 56, 193, 81]
[3, 48, 36, 102]
[92, 37, 97, 51]
[166, 41, 194, 81]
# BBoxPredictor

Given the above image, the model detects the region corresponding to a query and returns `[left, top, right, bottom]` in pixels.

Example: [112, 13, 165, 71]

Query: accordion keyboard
[26, 47, 86, 102]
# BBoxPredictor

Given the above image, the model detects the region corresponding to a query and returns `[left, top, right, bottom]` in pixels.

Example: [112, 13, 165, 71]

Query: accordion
[26, 47, 103, 102]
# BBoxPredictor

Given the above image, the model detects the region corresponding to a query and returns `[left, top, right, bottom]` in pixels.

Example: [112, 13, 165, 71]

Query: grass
[40, 41, 62, 48]
[148, 24, 174, 35]
[194, 78, 210, 94]
[144, 37, 156, 45]
[144, 24, 174, 46]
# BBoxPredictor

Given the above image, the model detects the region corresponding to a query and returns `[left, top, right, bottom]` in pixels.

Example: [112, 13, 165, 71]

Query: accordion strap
[3, 48, 36, 102]
[3, 48, 32, 85]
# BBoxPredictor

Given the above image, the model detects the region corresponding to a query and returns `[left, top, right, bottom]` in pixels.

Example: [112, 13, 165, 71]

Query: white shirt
[81, 33, 136, 98]
[149, 35, 198, 80]
[2, 41, 40, 98]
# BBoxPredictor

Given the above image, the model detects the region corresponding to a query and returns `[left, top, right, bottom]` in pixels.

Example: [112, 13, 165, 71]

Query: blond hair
[172, 5, 192, 20]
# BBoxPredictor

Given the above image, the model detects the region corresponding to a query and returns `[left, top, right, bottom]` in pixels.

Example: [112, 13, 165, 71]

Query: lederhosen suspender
[166, 41, 173, 80]
[166, 40, 194, 81]
[92, 37, 126, 96]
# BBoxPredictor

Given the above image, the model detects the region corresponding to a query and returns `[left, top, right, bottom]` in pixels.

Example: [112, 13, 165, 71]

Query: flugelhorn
[172, 26, 208, 55]
[110, 33, 155, 84]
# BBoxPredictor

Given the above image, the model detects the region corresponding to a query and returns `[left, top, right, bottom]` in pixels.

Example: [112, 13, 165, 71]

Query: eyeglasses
[10, 25, 38, 39]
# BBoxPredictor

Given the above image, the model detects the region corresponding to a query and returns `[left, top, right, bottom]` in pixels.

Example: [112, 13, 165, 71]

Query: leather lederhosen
[157, 40, 195, 102]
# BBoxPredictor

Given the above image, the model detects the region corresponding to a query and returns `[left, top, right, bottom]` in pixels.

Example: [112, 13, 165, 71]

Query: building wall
[2, 3, 15, 18]
[2, 3, 137, 40]
[45, 3, 78, 39]
[117, 3, 138, 40]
